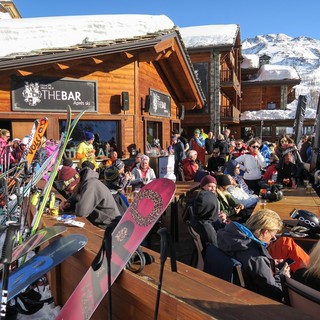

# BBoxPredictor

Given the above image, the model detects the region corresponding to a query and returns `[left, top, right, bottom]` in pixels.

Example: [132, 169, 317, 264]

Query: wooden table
[253, 186, 319, 252]
[253, 187, 320, 221]
[39, 214, 317, 320]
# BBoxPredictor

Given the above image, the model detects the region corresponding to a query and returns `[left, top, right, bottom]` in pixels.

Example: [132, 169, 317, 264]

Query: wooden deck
[37, 182, 319, 319]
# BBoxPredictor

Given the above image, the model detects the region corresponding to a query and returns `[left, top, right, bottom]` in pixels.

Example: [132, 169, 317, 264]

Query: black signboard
[149, 88, 171, 117]
[11, 76, 98, 112]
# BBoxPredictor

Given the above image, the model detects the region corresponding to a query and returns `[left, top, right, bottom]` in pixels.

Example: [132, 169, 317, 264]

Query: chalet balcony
[220, 69, 241, 96]
[220, 104, 241, 124]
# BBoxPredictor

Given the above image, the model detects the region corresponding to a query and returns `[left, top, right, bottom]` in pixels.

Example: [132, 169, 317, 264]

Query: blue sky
[14, 0, 320, 40]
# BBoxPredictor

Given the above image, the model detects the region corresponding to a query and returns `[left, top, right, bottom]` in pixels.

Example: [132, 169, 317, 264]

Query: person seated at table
[217, 174, 259, 210]
[182, 150, 200, 181]
[129, 152, 143, 171]
[276, 151, 300, 188]
[217, 209, 291, 302]
[131, 154, 156, 188]
[104, 165, 129, 215]
[207, 147, 226, 175]
[292, 241, 320, 291]
[226, 159, 254, 195]
[262, 152, 279, 181]
[190, 175, 227, 249]
[57, 165, 121, 229]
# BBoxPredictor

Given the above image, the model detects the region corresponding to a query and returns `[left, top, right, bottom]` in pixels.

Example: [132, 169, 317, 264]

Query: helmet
[291, 209, 319, 232]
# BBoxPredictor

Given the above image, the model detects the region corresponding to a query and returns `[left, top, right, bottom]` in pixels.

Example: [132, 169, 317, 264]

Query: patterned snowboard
[56, 178, 176, 320]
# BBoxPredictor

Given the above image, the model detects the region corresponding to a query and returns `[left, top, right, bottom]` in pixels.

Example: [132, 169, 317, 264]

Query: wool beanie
[113, 159, 125, 170]
[62, 158, 74, 167]
[217, 174, 231, 187]
[57, 166, 80, 190]
[104, 166, 120, 182]
[200, 175, 217, 188]
[84, 131, 95, 141]
[141, 155, 150, 162]
[81, 160, 95, 170]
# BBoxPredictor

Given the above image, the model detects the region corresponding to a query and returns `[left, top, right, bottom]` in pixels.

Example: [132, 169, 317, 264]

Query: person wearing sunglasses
[234, 138, 267, 195]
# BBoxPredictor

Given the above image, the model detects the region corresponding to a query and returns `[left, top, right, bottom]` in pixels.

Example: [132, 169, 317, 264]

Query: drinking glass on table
[282, 178, 290, 189]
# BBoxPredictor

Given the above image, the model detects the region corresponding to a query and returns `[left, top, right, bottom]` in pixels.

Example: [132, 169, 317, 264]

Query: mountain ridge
[242, 33, 320, 109]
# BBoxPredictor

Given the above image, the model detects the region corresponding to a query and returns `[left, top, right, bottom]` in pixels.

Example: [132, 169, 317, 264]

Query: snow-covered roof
[253, 64, 300, 81]
[241, 54, 260, 69]
[180, 24, 239, 48]
[0, 14, 175, 58]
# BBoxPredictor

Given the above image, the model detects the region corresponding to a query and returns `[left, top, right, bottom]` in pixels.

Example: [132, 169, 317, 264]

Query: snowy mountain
[242, 33, 320, 110]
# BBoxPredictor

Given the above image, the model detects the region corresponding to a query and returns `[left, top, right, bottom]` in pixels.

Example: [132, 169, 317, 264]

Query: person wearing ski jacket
[58, 165, 121, 229]
[0, 129, 14, 171]
[217, 209, 290, 302]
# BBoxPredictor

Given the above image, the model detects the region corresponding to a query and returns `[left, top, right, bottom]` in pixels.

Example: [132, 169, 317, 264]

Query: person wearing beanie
[58, 165, 121, 229]
[81, 160, 96, 171]
[131, 154, 156, 189]
[104, 161, 132, 191]
[76, 131, 97, 169]
[189, 174, 227, 250]
[217, 174, 258, 210]
[11, 136, 28, 163]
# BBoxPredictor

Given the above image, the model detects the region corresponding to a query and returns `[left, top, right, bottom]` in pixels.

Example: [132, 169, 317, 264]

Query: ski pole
[0, 221, 20, 319]
[154, 227, 169, 320]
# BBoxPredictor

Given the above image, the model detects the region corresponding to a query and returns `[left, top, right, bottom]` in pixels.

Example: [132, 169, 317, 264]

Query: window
[60, 120, 119, 158]
[275, 126, 293, 137]
[146, 121, 163, 154]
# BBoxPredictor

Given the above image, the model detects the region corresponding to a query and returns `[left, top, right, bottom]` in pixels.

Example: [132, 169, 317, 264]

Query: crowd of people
[173, 128, 320, 303]
[1, 125, 319, 307]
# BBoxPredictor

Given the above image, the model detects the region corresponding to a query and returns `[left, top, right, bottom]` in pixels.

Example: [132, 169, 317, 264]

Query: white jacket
[235, 153, 266, 180]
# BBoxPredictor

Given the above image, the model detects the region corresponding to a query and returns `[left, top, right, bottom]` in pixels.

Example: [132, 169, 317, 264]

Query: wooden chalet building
[0, 15, 204, 159]
[180, 24, 242, 137]
[233, 54, 304, 142]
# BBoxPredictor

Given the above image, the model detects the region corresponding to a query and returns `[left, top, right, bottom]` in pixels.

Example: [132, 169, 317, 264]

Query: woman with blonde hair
[217, 209, 290, 301]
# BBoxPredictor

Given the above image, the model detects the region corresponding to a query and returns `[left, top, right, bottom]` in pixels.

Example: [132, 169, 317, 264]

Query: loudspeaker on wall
[121, 91, 129, 111]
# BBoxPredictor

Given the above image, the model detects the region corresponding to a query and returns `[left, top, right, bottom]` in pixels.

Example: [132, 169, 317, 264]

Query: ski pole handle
[0, 222, 20, 264]
[157, 227, 169, 264]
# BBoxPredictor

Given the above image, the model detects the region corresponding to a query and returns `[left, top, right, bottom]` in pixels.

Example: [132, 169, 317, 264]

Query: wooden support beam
[53, 63, 70, 70]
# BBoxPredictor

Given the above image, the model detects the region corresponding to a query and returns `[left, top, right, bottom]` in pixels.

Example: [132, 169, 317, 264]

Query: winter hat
[84, 131, 95, 141]
[113, 159, 125, 170]
[104, 166, 120, 182]
[141, 155, 150, 162]
[200, 175, 217, 188]
[226, 160, 239, 175]
[81, 160, 95, 170]
[62, 158, 74, 167]
[57, 166, 80, 190]
[194, 129, 200, 134]
[217, 174, 231, 187]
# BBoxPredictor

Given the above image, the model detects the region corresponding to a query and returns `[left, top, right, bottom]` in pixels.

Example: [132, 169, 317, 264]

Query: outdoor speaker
[121, 91, 129, 111]
[180, 105, 185, 120]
